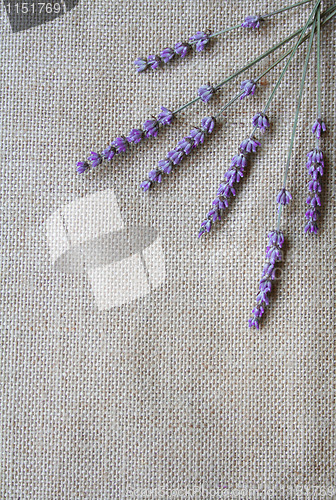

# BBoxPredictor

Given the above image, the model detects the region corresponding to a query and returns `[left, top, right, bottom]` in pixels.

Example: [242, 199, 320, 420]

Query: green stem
[262, 0, 313, 19]
[209, 24, 241, 39]
[277, 7, 318, 230]
[316, 4, 321, 119]
[214, 92, 244, 118]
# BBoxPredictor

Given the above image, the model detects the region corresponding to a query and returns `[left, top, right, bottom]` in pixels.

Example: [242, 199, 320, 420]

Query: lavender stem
[261, 0, 313, 19]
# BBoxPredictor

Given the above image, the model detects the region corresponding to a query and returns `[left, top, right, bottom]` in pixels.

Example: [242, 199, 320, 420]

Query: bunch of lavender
[76, 1, 336, 330]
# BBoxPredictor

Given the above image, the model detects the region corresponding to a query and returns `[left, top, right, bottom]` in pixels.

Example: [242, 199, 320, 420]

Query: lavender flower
[231, 153, 248, 168]
[127, 129, 143, 144]
[102, 145, 116, 161]
[88, 152, 102, 168]
[140, 180, 152, 191]
[308, 179, 322, 192]
[306, 193, 321, 208]
[143, 118, 159, 138]
[240, 79, 256, 99]
[242, 15, 262, 29]
[174, 42, 190, 58]
[198, 85, 215, 103]
[207, 208, 221, 222]
[157, 107, 174, 126]
[160, 47, 175, 63]
[158, 158, 173, 174]
[201, 116, 216, 133]
[306, 148, 324, 167]
[111, 136, 128, 153]
[134, 57, 148, 72]
[224, 166, 244, 184]
[249, 230, 284, 329]
[147, 55, 161, 70]
[304, 219, 318, 234]
[307, 162, 323, 178]
[76, 161, 90, 174]
[148, 169, 162, 183]
[240, 137, 261, 153]
[189, 127, 205, 146]
[276, 188, 292, 206]
[177, 137, 194, 155]
[311, 118, 326, 139]
[252, 112, 270, 133]
[167, 149, 185, 165]
[305, 207, 320, 221]
[189, 31, 210, 52]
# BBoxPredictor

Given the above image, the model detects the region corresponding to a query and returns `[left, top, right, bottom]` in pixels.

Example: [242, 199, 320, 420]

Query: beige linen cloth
[0, 0, 335, 498]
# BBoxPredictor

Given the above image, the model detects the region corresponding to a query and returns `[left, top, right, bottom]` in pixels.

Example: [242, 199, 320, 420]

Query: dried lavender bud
[174, 42, 190, 58]
[311, 118, 327, 139]
[306, 148, 324, 167]
[307, 162, 323, 178]
[198, 84, 215, 103]
[267, 229, 284, 247]
[259, 277, 272, 293]
[140, 180, 152, 191]
[189, 31, 210, 52]
[305, 207, 320, 221]
[177, 137, 194, 155]
[240, 79, 256, 99]
[158, 158, 173, 174]
[262, 262, 276, 279]
[224, 166, 244, 184]
[248, 317, 260, 329]
[160, 47, 175, 63]
[189, 127, 205, 146]
[148, 169, 162, 183]
[256, 290, 270, 306]
[88, 152, 102, 168]
[147, 55, 161, 70]
[242, 15, 262, 29]
[304, 220, 319, 234]
[167, 149, 184, 165]
[252, 305, 264, 318]
[217, 182, 236, 197]
[231, 153, 248, 168]
[306, 193, 321, 208]
[143, 118, 159, 138]
[266, 245, 282, 263]
[252, 112, 270, 132]
[76, 161, 90, 174]
[240, 137, 261, 153]
[134, 58, 148, 72]
[201, 116, 216, 133]
[207, 208, 221, 222]
[127, 129, 144, 144]
[102, 145, 116, 161]
[308, 179, 322, 192]
[111, 137, 128, 153]
[212, 196, 229, 210]
[276, 188, 292, 206]
[157, 107, 174, 126]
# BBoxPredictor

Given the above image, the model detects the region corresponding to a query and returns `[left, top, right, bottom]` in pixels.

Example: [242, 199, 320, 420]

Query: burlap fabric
[0, 0, 335, 498]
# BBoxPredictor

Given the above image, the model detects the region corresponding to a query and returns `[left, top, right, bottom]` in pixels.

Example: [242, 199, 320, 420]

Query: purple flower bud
[259, 278, 272, 293]
[276, 188, 292, 206]
[307, 163, 323, 178]
[160, 47, 175, 63]
[212, 197, 229, 210]
[198, 85, 215, 103]
[134, 58, 148, 72]
[267, 230, 284, 248]
[177, 137, 194, 155]
[148, 169, 162, 183]
[140, 180, 152, 191]
[224, 167, 244, 184]
[201, 116, 216, 133]
[147, 54, 161, 70]
[88, 152, 102, 168]
[248, 317, 260, 329]
[158, 158, 173, 174]
[242, 15, 261, 29]
[304, 220, 318, 234]
[189, 127, 205, 146]
[127, 129, 144, 144]
[252, 112, 270, 132]
[111, 137, 128, 153]
[305, 207, 320, 221]
[220, 183, 235, 197]
[240, 137, 261, 153]
[189, 31, 210, 52]
[311, 118, 326, 139]
[256, 290, 270, 306]
[240, 79, 256, 99]
[167, 149, 184, 165]
[76, 161, 90, 174]
[231, 153, 248, 168]
[252, 305, 264, 318]
[102, 145, 116, 161]
[266, 245, 282, 264]
[207, 208, 221, 222]
[306, 149, 324, 167]
[200, 219, 212, 233]
[157, 107, 174, 126]
[174, 42, 190, 58]
[143, 119, 159, 138]
[308, 179, 322, 193]
[198, 226, 206, 238]
[262, 262, 276, 279]
[306, 193, 321, 208]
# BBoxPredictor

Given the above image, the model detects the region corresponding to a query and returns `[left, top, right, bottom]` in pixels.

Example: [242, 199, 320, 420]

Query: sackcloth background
[0, 0, 335, 498]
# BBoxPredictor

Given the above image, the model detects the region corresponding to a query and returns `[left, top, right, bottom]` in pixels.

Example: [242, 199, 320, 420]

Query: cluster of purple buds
[134, 31, 210, 72]
[252, 112, 270, 133]
[198, 135, 261, 237]
[240, 79, 257, 99]
[241, 15, 263, 29]
[276, 188, 292, 209]
[140, 116, 216, 191]
[76, 107, 174, 174]
[311, 118, 326, 139]
[248, 230, 284, 329]
[304, 145, 325, 234]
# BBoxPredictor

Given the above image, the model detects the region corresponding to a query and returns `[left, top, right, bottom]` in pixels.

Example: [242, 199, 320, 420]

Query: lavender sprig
[140, 116, 216, 191]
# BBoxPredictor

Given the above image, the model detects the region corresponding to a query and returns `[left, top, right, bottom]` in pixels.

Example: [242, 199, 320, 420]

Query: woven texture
[1, 0, 335, 498]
